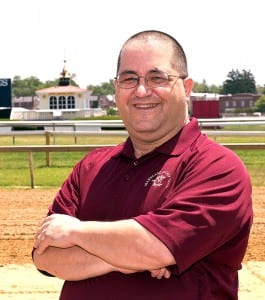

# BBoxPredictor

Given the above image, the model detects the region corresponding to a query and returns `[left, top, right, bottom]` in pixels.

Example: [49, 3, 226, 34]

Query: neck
[133, 144, 155, 159]
[131, 118, 190, 159]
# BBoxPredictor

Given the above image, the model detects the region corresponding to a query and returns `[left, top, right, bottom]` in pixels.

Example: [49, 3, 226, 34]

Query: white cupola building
[10, 61, 106, 120]
[35, 62, 89, 119]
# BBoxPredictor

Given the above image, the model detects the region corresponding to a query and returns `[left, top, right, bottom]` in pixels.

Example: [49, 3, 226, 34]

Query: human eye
[148, 72, 168, 85]
[119, 73, 138, 85]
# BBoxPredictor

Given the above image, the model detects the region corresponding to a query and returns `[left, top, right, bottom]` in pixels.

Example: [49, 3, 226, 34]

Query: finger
[164, 269, 171, 279]
[34, 226, 44, 240]
[150, 270, 158, 278]
[33, 230, 44, 248]
[150, 268, 171, 279]
[35, 235, 49, 254]
[150, 268, 163, 279]
[157, 269, 164, 279]
[34, 217, 50, 238]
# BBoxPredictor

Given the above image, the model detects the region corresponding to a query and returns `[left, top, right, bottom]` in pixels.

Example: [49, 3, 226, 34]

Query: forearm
[73, 219, 175, 270]
[33, 245, 115, 280]
[34, 214, 175, 273]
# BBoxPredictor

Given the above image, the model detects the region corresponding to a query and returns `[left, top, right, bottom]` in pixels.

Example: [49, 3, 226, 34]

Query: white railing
[1, 129, 265, 145]
[0, 116, 265, 132]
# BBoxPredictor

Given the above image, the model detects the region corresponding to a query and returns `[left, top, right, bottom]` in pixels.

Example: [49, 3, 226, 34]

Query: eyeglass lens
[117, 71, 170, 88]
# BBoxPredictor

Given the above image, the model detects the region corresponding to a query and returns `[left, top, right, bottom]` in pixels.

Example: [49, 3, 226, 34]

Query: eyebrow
[118, 70, 137, 76]
[118, 68, 163, 76]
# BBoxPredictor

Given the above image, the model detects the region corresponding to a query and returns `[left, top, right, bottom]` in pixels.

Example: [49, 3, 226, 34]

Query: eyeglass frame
[114, 70, 186, 89]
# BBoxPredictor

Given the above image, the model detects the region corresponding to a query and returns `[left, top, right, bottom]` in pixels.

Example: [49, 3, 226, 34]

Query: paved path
[0, 262, 264, 299]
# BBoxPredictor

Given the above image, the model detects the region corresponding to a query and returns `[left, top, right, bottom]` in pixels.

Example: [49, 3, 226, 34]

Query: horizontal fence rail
[0, 144, 112, 189]
[0, 143, 264, 153]
[1, 117, 265, 130]
[1, 117, 264, 188]
[0, 130, 265, 145]
[0, 143, 265, 188]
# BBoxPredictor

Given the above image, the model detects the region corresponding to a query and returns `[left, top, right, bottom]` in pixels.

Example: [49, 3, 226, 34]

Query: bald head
[116, 30, 188, 78]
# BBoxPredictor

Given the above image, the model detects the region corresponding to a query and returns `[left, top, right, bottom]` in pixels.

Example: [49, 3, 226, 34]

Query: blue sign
[0, 78, 12, 118]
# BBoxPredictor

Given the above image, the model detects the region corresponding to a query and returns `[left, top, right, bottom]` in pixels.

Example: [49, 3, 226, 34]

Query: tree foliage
[254, 95, 265, 112]
[87, 80, 114, 96]
[12, 76, 79, 97]
[221, 69, 257, 94]
[192, 79, 221, 94]
[11, 70, 261, 98]
[12, 76, 42, 97]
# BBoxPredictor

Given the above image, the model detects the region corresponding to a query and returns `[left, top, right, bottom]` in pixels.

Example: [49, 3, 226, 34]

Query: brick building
[219, 93, 260, 113]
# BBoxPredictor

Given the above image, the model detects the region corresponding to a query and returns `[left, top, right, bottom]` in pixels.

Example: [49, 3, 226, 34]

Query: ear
[183, 77, 193, 97]
[113, 78, 118, 88]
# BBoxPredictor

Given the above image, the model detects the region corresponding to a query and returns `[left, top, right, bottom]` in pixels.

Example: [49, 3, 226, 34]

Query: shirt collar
[116, 118, 202, 159]
[156, 118, 202, 156]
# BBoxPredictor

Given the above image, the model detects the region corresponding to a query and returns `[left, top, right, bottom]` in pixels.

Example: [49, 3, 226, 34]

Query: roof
[36, 85, 87, 94]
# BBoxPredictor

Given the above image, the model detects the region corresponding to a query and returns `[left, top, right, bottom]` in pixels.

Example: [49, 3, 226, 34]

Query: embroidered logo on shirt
[145, 171, 171, 188]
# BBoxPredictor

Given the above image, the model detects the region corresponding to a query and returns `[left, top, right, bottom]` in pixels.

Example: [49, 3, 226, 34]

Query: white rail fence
[0, 117, 265, 131]
[1, 118, 264, 188]
[1, 129, 265, 145]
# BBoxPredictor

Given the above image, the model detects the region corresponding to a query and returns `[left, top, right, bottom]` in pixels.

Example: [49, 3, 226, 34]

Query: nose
[134, 77, 151, 97]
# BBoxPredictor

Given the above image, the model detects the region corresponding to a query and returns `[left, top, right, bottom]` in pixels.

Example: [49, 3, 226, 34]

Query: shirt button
[124, 174, 130, 181]
[133, 160, 139, 166]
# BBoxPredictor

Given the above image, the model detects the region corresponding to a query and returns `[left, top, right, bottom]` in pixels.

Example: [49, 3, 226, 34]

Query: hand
[34, 214, 80, 254]
[150, 267, 171, 279]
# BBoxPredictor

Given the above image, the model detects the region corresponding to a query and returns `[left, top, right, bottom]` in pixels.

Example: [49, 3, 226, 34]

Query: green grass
[233, 150, 265, 186]
[0, 133, 264, 188]
[0, 135, 126, 188]
[0, 135, 126, 146]
[221, 124, 265, 131]
[0, 152, 81, 187]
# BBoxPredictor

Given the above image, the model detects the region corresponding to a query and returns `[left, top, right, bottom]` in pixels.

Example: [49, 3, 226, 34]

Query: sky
[0, 0, 264, 88]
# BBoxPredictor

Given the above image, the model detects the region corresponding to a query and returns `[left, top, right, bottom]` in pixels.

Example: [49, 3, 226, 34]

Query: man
[33, 30, 253, 299]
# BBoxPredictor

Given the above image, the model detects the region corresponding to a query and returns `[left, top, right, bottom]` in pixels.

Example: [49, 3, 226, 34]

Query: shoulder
[185, 135, 251, 184]
[76, 143, 124, 169]
[200, 137, 244, 165]
[86, 143, 124, 159]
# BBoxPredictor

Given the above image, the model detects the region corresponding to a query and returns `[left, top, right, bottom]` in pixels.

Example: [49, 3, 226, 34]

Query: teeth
[135, 104, 157, 108]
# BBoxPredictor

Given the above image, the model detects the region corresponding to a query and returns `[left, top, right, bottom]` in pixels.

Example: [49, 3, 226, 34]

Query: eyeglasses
[115, 70, 185, 89]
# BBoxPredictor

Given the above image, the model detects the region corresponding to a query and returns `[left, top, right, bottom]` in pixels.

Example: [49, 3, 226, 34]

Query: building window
[59, 96, 66, 109]
[241, 100, 245, 107]
[232, 100, 236, 107]
[67, 96, 75, 109]
[225, 101, 229, 107]
[49, 96, 57, 109]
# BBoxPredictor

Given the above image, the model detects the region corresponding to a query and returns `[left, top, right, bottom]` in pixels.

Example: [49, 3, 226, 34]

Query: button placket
[123, 160, 140, 181]
[133, 160, 139, 166]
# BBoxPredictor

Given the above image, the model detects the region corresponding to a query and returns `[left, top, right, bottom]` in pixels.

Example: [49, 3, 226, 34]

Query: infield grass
[0, 132, 264, 187]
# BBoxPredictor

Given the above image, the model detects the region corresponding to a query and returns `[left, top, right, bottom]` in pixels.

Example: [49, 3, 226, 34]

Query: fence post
[28, 151, 35, 189]
[45, 131, 51, 167]
[74, 124, 77, 144]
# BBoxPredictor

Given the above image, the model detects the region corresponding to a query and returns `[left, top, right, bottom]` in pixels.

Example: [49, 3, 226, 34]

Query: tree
[254, 95, 265, 112]
[221, 69, 257, 94]
[12, 76, 42, 97]
[192, 79, 221, 94]
[193, 79, 209, 93]
[87, 80, 114, 96]
[12, 76, 80, 98]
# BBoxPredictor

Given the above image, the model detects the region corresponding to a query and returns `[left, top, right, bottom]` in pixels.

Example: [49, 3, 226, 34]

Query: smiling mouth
[134, 103, 158, 109]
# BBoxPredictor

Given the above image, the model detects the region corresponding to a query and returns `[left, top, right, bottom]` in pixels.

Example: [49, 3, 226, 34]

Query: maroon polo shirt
[47, 118, 252, 300]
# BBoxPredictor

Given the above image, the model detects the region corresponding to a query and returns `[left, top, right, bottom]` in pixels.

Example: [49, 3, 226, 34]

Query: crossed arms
[33, 214, 175, 281]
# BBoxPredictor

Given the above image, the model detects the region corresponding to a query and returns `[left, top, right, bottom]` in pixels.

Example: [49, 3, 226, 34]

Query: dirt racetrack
[0, 187, 264, 299]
